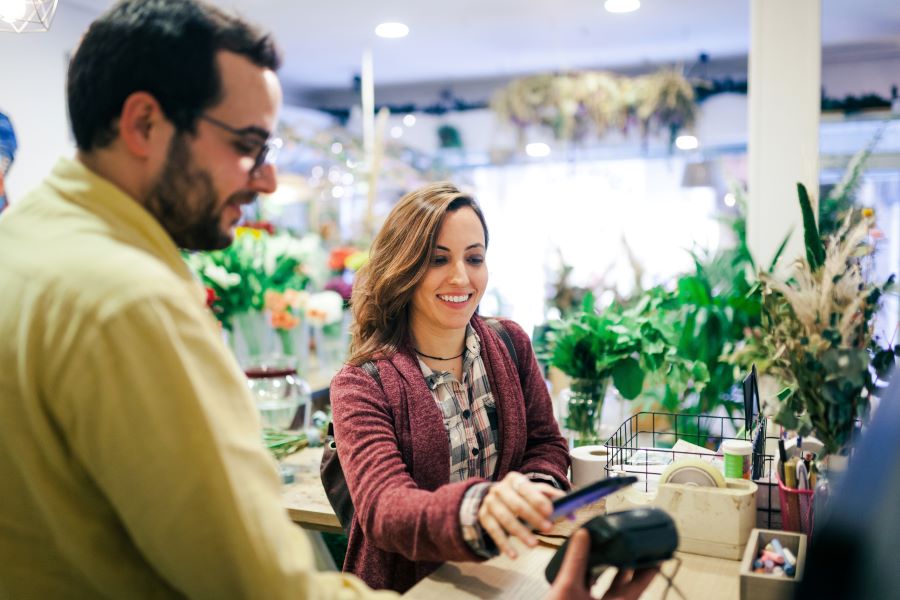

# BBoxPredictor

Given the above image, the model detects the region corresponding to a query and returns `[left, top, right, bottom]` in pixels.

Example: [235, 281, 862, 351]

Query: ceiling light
[0, 0, 27, 22]
[604, 0, 640, 14]
[675, 135, 699, 151]
[723, 193, 736, 207]
[375, 22, 409, 39]
[330, 142, 343, 154]
[525, 142, 551, 158]
[390, 126, 403, 138]
[0, 0, 58, 32]
[402, 114, 416, 127]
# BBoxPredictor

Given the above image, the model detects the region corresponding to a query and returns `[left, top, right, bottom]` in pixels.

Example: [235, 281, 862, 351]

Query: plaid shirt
[418, 324, 559, 558]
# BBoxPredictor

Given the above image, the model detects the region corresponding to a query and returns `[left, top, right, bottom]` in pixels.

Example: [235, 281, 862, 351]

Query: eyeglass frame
[198, 114, 281, 174]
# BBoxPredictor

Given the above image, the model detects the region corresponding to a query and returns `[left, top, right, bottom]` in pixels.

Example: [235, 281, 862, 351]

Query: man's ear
[118, 92, 170, 158]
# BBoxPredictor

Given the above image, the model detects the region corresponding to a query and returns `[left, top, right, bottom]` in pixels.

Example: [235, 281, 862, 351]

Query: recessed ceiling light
[375, 22, 409, 39]
[525, 142, 551, 158]
[723, 193, 736, 207]
[604, 0, 640, 14]
[675, 135, 699, 151]
[402, 114, 416, 127]
[390, 126, 403, 138]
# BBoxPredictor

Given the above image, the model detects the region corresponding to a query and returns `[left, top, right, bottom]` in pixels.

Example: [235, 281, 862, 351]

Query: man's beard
[145, 133, 253, 251]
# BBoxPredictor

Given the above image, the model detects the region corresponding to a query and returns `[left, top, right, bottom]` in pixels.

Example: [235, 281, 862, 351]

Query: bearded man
[0, 1, 394, 598]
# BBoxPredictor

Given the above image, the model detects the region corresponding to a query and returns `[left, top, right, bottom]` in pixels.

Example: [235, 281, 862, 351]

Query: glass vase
[561, 377, 609, 447]
[231, 310, 270, 367]
[244, 356, 312, 432]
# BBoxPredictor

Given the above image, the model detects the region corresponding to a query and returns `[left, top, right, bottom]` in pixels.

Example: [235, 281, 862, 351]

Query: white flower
[305, 291, 344, 325]
[203, 265, 241, 289]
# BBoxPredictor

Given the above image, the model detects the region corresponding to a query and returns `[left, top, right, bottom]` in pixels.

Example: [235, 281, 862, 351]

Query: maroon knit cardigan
[329, 316, 570, 592]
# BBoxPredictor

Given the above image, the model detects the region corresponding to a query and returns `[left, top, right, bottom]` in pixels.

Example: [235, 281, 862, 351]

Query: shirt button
[472, 447, 480, 456]
[462, 409, 471, 419]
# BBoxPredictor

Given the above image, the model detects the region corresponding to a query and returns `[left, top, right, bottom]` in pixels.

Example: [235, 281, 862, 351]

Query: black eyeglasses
[199, 114, 281, 173]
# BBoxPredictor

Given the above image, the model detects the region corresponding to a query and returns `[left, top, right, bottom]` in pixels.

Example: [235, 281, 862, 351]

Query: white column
[747, 0, 821, 269]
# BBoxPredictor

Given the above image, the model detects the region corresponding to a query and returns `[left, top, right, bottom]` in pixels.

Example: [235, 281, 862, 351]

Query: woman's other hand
[477, 472, 565, 558]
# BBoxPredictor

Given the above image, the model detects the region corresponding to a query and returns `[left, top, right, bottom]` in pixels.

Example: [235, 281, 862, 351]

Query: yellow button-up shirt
[0, 158, 393, 599]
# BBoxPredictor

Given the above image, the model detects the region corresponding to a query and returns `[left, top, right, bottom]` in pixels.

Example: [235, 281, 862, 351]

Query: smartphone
[551, 475, 638, 520]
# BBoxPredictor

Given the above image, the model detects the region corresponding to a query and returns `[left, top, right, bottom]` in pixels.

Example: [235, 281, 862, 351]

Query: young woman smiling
[329, 182, 570, 592]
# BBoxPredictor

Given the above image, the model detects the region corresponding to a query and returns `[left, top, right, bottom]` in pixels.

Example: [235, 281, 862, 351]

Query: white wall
[0, 2, 94, 201]
[822, 54, 900, 99]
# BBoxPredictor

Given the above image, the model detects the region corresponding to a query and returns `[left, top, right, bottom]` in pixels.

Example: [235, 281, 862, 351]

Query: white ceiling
[68, 0, 900, 92]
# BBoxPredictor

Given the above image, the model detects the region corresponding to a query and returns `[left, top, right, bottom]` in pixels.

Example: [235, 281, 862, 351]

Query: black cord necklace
[414, 348, 464, 361]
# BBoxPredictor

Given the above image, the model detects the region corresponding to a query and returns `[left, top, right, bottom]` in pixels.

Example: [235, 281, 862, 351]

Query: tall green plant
[546, 292, 708, 401]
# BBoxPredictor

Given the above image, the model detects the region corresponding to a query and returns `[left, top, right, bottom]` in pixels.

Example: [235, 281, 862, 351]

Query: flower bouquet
[183, 226, 320, 363]
[758, 185, 898, 455]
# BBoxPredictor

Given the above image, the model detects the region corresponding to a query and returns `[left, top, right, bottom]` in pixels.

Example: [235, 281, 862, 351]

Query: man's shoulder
[17, 230, 194, 329]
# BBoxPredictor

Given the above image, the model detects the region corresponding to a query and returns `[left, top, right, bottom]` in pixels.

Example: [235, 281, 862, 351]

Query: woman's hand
[478, 472, 565, 558]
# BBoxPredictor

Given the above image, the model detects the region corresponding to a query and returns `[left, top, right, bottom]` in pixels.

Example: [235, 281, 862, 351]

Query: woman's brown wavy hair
[347, 182, 489, 366]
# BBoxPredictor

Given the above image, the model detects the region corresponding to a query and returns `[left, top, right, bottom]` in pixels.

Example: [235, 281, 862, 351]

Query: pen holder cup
[776, 473, 815, 535]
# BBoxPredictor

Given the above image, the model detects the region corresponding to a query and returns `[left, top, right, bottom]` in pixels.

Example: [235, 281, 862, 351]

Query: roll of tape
[570, 445, 610, 488]
[660, 458, 726, 488]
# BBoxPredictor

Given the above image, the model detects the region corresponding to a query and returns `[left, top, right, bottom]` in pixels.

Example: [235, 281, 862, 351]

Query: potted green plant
[545, 292, 708, 446]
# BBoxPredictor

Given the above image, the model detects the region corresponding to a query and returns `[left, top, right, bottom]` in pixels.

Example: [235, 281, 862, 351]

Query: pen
[778, 439, 787, 482]
[796, 459, 809, 490]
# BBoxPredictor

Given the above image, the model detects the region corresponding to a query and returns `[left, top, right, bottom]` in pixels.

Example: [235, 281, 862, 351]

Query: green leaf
[612, 357, 645, 400]
[767, 232, 792, 273]
[581, 291, 595, 314]
[873, 348, 896, 380]
[797, 183, 826, 271]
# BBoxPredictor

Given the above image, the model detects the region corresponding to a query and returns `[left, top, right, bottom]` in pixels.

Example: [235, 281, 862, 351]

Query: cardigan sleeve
[498, 319, 572, 490]
[330, 365, 486, 563]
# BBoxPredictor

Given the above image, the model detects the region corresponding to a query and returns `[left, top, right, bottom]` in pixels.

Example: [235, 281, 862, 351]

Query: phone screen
[551, 475, 638, 520]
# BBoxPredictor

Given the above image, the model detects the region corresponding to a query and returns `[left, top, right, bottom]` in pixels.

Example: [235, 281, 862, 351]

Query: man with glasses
[0, 1, 394, 598]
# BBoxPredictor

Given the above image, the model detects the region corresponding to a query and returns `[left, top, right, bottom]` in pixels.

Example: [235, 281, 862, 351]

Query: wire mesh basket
[603, 411, 782, 529]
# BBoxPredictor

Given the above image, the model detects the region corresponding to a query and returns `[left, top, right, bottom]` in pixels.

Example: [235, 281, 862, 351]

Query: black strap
[361, 360, 381, 387]
[485, 318, 519, 375]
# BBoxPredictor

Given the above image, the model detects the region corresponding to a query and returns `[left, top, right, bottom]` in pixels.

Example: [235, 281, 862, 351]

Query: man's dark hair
[67, 0, 282, 151]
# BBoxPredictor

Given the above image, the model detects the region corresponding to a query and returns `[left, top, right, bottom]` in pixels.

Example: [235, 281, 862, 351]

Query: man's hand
[546, 529, 659, 600]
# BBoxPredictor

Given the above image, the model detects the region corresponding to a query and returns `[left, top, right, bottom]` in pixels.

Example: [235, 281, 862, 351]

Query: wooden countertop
[281, 446, 343, 533]
[404, 544, 741, 599]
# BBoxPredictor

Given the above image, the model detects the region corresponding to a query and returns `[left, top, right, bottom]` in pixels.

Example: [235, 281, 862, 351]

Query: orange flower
[306, 308, 327, 322]
[283, 289, 309, 310]
[270, 310, 300, 330]
[264, 290, 288, 313]
[328, 246, 357, 271]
